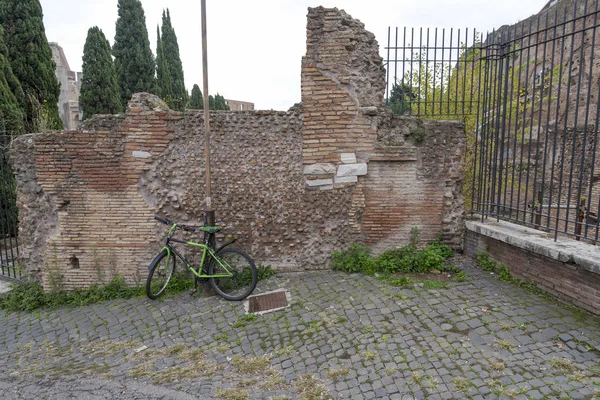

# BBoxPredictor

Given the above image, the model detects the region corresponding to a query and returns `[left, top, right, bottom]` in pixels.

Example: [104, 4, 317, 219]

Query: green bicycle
[146, 215, 258, 301]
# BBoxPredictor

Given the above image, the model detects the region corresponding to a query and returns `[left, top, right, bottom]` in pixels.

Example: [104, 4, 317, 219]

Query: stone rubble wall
[10, 7, 466, 289]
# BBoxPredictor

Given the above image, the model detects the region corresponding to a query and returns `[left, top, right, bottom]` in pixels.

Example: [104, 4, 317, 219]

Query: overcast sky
[40, 0, 549, 110]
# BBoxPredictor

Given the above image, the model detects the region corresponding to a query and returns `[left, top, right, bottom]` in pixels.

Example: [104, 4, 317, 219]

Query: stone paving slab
[0, 261, 599, 399]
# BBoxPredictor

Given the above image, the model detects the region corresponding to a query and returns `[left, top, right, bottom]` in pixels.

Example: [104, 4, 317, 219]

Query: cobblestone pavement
[1, 261, 600, 399]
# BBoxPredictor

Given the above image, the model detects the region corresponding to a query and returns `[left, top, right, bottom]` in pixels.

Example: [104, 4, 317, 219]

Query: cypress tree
[0, 0, 62, 132]
[113, 0, 155, 107]
[160, 9, 187, 111]
[189, 84, 203, 109]
[214, 93, 230, 110]
[80, 27, 122, 120]
[155, 26, 172, 106]
[0, 26, 24, 133]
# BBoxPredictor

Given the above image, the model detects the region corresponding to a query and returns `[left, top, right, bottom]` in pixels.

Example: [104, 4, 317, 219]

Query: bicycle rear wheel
[209, 248, 257, 301]
[146, 249, 175, 299]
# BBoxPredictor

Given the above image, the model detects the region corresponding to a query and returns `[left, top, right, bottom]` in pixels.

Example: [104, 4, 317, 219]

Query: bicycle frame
[160, 223, 232, 279]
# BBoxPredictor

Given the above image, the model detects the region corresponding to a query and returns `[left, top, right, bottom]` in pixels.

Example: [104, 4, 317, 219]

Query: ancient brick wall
[10, 7, 466, 289]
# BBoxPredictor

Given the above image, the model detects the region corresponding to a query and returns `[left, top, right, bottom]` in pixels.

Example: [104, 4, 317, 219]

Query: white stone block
[132, 151, 152, 159]
[337, 163, 367, 177]
[334, 175, 358, 184]
[303, 163, 336, 175]
[306, 178, 334, 187]
[340, 153, 357, 164]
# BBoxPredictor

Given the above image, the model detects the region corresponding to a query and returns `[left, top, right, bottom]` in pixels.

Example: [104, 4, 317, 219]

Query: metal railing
[0, 122, 20, 278]
[385, 0, 600, 243]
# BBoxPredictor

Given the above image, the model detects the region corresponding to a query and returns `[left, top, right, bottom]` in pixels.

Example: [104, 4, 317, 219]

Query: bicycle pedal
[189, 288, 197, 296]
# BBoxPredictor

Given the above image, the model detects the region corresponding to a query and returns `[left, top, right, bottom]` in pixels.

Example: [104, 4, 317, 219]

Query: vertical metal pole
[496, 31, 511, 220]
[502, 22, 518, 218]
[386, 27, 391, 105]
[555, 1, 579, 239]
[470, 30, 484, 216]
[563, 0, 589, 235]
[440, 29, 445, 113]
[547, 3, 569, 238]
[432, 28, 437, 115]
[394, 27, 398, 98]
[201, 0, 214, 228]
[580, 0, 599, 239]
[539, 5, 561, 232]
[524, 12, 543, 224]
[575, 197, 585, 241]
[515, 17, 535, 223]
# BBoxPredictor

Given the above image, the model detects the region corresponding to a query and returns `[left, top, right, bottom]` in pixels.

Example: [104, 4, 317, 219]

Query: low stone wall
[9, 7, 466, 289]
[465, 219, 600, 315]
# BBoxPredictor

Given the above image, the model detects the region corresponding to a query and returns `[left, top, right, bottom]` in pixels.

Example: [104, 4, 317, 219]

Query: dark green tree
[113, 0, 155, 107]
[208, 94, 214, 110]
[213, 93, 230, 110]
[0, 26, 24, 133]
[160, 9, 186, 111]
[189, 84, 203, 109]
[0, 0, 62, 132]
[155, 25, 172, 105]
[80, 27, 122, 120]
[387, 82, 415, 115]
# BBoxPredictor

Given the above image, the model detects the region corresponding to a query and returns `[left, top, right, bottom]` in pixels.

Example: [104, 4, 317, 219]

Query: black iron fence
[0, 122, 20, 278]
[385, 0, 600, 244]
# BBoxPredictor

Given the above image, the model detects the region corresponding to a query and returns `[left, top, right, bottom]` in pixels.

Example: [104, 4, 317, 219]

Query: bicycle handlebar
[154, 215, 197, 232]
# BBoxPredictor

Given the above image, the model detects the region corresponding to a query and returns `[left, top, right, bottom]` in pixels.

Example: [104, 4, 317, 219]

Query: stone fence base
[465, 219, 600, 315]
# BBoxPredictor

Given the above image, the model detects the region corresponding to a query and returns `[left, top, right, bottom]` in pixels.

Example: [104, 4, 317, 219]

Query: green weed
[0, 275, 192, 312]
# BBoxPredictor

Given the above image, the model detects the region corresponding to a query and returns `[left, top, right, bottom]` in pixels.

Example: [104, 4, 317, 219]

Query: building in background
[225, 99, 254, 111]
[50, 43, 81, 130]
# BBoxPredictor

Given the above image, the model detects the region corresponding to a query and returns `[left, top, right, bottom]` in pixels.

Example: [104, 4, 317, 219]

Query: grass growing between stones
[233, 313, 258, 328]
[488, 361, 505, 371]
[549, 357, 576, 372]
[493, 339, 515, 351]
[216, 387, 249, 400]
[327, 367, 349, 381]
[295, 374, 331, 400]
[259, 368, 288, 390]
[231, 354, 271, 374]
[453, 376, 472, 393]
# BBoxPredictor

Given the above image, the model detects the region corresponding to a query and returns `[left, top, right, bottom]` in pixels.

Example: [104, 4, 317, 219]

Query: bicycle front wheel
[146, 249, 175, 299]
[209, 248, 258, 301]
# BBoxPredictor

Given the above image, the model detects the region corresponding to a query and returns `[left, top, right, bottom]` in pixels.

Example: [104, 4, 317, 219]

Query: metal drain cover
[247, 290, 289, 314]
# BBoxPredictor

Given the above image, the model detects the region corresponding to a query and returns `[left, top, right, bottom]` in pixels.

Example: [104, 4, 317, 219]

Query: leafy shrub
[332, 239, 454, 276]
[376, 245, 417, 274]
[453, 271, 468, 282]
[331, 243, 375, 274]
[498, 266, 512, 282]
[476, 250, 497, 272]
[427, 241, 454, 259]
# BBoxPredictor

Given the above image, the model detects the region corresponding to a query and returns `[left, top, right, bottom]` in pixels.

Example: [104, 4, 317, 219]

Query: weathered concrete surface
[0, 279, 10, 294]
[1, 262, 599, 399]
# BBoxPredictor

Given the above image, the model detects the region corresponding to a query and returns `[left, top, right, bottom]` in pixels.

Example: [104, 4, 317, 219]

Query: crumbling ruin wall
[10, 7, 465, 289]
